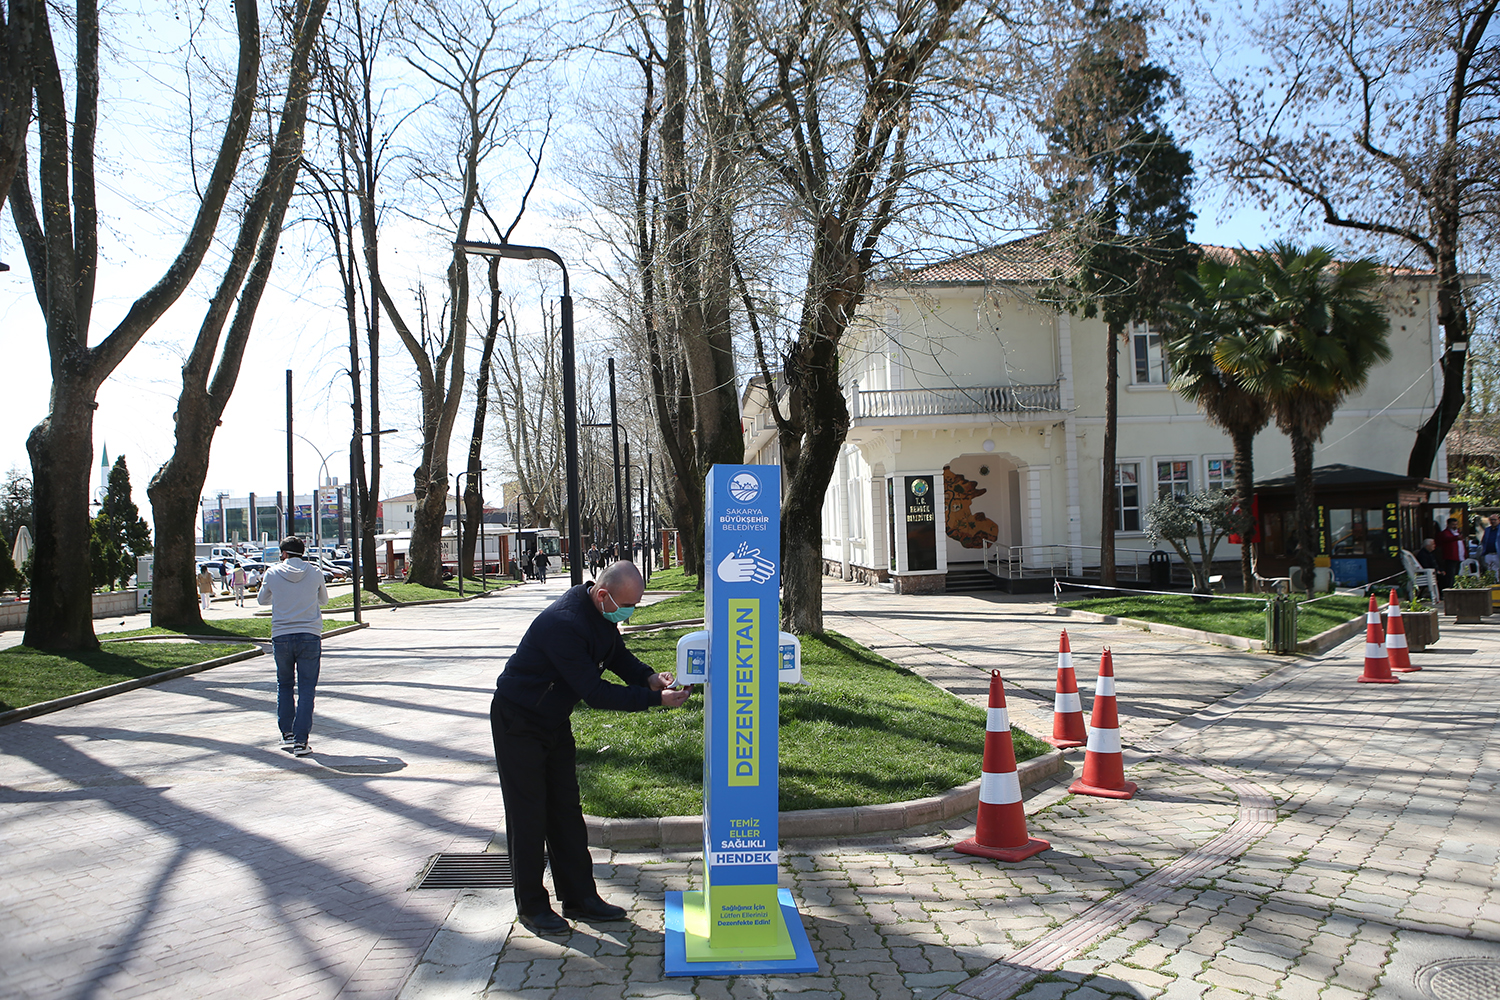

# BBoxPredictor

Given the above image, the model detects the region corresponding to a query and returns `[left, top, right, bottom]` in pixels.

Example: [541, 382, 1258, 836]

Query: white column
[1058, 313, 1083, 573]
[1026, 464, 1049, 570]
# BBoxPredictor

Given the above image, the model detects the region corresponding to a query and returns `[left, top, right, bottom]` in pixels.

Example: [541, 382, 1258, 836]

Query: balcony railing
[849, 383, 1061, 419]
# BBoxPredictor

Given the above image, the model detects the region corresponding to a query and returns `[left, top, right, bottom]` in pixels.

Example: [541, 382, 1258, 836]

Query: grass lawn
[572, 627, 1049, 818]
[630, 590, 707, 627]
[1058, 593, 1372, 642]
[106, 618, 347, 641]
[0, 641, 254, 712]
[325, 577, 514, 609]
[644, 564, 698, 591]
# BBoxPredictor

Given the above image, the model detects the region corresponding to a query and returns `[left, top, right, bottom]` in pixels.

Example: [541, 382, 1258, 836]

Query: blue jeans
[273, 633, 322, 743]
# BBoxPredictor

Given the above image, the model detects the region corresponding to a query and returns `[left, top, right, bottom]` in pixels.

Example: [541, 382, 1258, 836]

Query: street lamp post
[583, 420, 628, 559]
[454, 240, 583, 585]
[454, 468, 486, 597]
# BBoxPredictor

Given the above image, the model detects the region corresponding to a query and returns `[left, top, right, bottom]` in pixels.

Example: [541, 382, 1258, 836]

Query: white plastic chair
[1457, 558, 1481, 578]
[1400, 549, 1440, 601]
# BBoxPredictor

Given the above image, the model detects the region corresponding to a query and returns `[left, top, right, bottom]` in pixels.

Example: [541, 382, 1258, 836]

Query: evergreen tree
[90, 457, 153, 591]
[1041, 1, 1196, 585]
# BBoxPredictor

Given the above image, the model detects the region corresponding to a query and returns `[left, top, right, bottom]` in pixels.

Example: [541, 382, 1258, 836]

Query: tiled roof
[890, 234, 1435, 286]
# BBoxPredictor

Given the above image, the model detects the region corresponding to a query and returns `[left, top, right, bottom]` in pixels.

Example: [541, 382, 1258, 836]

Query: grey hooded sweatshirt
[257, 557, 330, 638]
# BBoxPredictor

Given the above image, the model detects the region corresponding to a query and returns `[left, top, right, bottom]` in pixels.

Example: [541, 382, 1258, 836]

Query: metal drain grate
[1416, 958, 1500, 1000]
[415, 853, 536, 889]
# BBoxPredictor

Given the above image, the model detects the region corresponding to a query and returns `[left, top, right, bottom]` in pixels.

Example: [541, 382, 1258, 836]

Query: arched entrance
[944, 452, 1024, 565]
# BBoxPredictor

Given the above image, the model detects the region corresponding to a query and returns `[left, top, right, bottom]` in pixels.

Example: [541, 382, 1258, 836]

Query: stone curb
[1296, 614, 1367, 655]
[327, 587, 515, 612]
[583, 748, 1067, 847]
[1055, 606, 1268, 651]
[1056, 606, 1367, 656]
[0, 622, 371, 727]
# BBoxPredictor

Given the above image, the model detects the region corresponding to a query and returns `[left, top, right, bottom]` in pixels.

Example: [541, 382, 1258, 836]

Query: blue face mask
[601, 589, 636, 623]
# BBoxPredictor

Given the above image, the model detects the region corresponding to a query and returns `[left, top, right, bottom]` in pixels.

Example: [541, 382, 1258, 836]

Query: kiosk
[663, 465, 818, 976]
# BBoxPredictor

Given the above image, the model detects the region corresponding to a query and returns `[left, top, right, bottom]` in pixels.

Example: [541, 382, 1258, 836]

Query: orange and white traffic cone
[1043, 630, 1087, 749]
[1357, 594, 1399, 684]
[1068, 649, 1137, 800]
[955, 670, 1049, 862]
[1385, 589, 1418, 673]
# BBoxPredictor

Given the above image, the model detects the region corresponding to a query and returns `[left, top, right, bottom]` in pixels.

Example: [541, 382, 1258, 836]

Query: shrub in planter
[1445, 572, 1494, 624]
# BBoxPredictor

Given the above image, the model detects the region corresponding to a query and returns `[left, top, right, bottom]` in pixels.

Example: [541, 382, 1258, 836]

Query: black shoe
[562, 897, 628, 922]
[518, 910, 571, 936]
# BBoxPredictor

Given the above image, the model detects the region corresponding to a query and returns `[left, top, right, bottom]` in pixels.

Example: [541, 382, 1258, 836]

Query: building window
[1205, 457, 1234, 493]
[1116, 462, 1141, 532]
[1156, 459, 1192, 500]
[1131, 326, 1170, 385]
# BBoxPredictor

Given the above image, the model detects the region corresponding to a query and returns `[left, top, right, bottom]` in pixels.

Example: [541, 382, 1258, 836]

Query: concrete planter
[1445, 588, 1493, 624]
[1386, 609, 1439, 651]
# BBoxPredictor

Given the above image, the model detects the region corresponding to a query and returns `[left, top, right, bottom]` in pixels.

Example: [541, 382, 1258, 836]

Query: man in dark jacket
[491, 561, 691, 936]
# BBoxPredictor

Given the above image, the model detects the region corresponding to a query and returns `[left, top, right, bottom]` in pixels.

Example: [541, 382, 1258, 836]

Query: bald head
[596, 561, 644, 606]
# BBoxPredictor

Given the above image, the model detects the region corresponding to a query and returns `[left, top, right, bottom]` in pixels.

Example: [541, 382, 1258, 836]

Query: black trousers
[490, 694, 598, 915]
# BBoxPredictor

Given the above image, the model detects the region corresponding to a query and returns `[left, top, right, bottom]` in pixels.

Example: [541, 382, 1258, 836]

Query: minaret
[96, 444, 110, 505]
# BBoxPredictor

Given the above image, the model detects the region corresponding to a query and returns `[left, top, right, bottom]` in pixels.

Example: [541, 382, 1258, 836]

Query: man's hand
[648, 672, 675, 691]
[660, 685, 692, 709]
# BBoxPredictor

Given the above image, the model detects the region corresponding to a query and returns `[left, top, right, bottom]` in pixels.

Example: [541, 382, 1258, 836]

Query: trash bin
[1149, 550, 1171, 588]
[1265, 594, 1298, 654]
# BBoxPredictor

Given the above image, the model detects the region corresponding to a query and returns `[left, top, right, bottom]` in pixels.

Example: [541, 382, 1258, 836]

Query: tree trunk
[1100, 320, 1121, 587]
[461, 259, 504, 579]
[147, 457, 211, 631]
[22, 386, 100, 651]
[1230, 426, 1258, 593]
[1408, 346, 1467, 478]
[406, 469, 449, 586]
[780, 298, 852, 635]
[1291, 429, 1317, 588]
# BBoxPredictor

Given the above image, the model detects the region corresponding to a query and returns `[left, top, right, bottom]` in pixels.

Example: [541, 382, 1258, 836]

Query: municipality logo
[728, 472, 760, 503]
[911, 479, 929, 497]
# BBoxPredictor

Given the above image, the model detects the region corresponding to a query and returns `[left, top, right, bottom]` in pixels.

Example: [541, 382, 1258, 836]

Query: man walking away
[490, 561, 691, 937]
[258, 537, 329, 757]
[532, 548, 548, 583]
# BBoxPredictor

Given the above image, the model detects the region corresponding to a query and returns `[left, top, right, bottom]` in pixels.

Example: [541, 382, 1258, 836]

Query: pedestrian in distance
[489, 560, 692, 937]
[231, 564, 248, 607]
[585, 544, 600, 577]
[1437, 517, 1466, 584]
[196, 566, 216, 611]
[1416, 537, 1447, 594]
[1479, 513, 1500, 576]
[532, 548, 549, 583]
[257, 537, 329, 757]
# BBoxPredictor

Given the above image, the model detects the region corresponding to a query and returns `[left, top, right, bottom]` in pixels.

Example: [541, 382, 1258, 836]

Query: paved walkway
[478, 581, 1500, 1000]
[0, 582, 562, 1000]
[3, 579, 1497, 1000]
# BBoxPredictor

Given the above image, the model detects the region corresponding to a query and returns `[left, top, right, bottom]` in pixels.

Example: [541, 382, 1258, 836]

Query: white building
[741, 237, 1450, 593]
[380, 493, 419, 534]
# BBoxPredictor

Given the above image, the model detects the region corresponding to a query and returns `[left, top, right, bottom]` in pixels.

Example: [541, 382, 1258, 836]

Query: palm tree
[1165, 257, 1272, 592]
[1214, 244, 1392, 588]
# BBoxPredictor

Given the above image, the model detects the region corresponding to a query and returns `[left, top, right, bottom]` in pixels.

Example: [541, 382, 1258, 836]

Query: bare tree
[375, 0, 542, 586]
[0, 0, 30, 221]
[9, 0, 261, 650]
[742, 0, 980, 633]
[147, 0, 333, 630]
[1192, 0, 1500, 478]
[302, 0, 409, 591]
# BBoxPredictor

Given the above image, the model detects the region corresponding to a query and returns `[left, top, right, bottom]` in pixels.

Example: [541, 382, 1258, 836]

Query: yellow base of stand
[681, 891, 796, 962]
